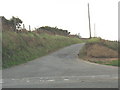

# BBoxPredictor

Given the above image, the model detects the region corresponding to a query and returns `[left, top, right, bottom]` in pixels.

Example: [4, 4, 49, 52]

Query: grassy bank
[3, 31, 83, 68]
[79, 37, 119, 67]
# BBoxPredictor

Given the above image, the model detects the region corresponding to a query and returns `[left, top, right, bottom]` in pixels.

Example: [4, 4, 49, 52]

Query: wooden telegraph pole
[94, 23, 96, 37]
[88, 3, 91, 38]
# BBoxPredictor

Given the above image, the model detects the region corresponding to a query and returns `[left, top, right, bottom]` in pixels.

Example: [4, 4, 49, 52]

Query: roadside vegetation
[3, 31, 83, 68]
[78, 37, 119, 67]
[93, 60, 119, 66]
[2, 16, 119, 68]
[2, 16, 84, 68]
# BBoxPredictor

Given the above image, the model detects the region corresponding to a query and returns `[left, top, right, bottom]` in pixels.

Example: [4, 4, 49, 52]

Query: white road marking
[26, 80, 30, 82]
[91, 76, 95, 78]
[3, 75, 117, 84]
[11, 79, 15, 80]
[0, 79, 3, 84]
[0, 82, 3, 84]
[40, 80, 45, 82]
[47, 80, 55, 82]
[64, 79, 69, 81]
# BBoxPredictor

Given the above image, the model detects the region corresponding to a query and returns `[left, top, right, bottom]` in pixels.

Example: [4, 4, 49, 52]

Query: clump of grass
[86, 37, 101, 43]
[105, 60, 119, 66]
[91, 59, 119, 67]
[3, 31, 83, 68]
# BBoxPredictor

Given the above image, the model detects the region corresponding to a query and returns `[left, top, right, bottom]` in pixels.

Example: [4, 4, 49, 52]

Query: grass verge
[3, 31, 83, 68]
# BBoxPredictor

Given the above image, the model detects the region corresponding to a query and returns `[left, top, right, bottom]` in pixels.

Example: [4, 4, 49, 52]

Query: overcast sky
[0, 0, 119, 41]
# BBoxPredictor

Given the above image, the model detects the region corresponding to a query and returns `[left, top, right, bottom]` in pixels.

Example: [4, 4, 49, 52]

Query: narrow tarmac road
[2, 43, 118, 88]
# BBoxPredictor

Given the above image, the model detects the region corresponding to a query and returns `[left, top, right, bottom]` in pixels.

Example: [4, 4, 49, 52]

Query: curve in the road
[2, 43, 118, 88]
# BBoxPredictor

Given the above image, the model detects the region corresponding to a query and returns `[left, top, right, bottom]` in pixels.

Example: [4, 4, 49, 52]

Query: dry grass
[78, 37, 119, 66]
[87, 44, 118, 58]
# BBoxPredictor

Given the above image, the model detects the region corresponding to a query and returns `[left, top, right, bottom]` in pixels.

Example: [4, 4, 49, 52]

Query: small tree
[10, 16, 23, 31]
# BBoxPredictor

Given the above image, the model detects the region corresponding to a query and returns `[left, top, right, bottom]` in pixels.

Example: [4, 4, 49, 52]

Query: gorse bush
[38, 26, 70, 36]
[3, 31, 83, 68]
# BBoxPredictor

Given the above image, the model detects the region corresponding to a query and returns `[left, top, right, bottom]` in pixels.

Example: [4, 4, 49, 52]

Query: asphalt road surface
[2, 43, 118, 88]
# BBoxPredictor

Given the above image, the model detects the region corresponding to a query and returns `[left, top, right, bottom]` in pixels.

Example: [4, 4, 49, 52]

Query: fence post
[29, 25, 31, 31]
